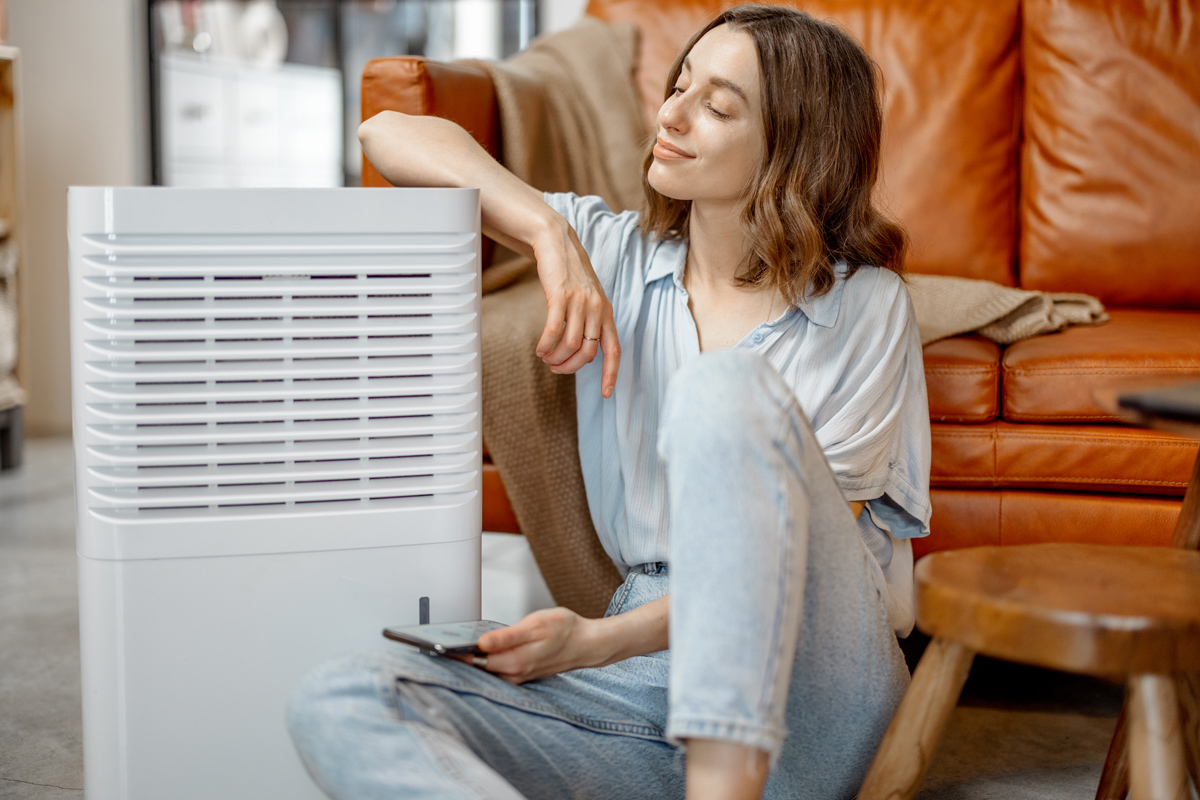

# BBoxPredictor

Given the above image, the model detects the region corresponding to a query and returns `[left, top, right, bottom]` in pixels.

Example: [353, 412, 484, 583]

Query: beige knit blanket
[473, 19, 1108, 617]
[907, 274, 1108, 346]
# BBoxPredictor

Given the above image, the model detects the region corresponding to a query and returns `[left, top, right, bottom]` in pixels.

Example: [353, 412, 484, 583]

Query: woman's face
[647, 25, 766, 207]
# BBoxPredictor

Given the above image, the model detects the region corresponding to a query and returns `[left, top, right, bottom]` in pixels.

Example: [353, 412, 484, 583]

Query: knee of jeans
[661, 351, 783, 453]
[287, 651, 397, 756]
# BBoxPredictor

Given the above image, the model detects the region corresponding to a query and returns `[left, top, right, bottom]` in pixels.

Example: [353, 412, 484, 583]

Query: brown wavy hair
[638, 4, 906, 304]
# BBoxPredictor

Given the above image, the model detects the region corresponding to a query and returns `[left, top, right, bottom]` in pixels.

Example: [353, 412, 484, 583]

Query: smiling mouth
[653, 137, 695, 159]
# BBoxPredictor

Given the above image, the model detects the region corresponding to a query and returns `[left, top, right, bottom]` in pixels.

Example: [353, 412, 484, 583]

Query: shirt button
[752, 333, 763, 344]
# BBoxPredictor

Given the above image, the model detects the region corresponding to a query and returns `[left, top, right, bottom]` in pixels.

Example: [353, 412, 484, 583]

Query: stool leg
[1128, 674, 1188, 800]
[858, 637, 975, 800]
[1095, 702, 1129, 800]
[1177, 673, 1200, 789]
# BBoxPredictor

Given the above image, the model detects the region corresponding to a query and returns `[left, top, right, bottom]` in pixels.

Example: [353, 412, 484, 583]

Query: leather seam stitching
[932, 476, 1188, 487]
[1005, 367, 1200, 375]
[1004, 415, 1124, 421]
[931, 433, 1196, 447]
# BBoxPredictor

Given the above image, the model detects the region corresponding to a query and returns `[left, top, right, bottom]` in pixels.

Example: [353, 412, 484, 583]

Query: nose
[658, 89, 690, 134]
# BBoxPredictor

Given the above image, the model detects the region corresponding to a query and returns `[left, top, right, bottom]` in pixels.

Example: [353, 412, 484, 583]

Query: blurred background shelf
[0, 43, 24, 471]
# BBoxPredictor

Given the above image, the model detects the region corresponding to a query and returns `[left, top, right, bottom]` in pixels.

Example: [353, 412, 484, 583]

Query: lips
[653, 137, 695, 159]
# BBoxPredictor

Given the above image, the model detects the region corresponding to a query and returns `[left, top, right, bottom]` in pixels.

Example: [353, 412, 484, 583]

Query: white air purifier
[68, 187, 482, 799]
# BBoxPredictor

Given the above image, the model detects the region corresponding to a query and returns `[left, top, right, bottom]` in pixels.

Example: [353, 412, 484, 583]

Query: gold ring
[582, 335, 600, 341]
[471, 655, 488, 668]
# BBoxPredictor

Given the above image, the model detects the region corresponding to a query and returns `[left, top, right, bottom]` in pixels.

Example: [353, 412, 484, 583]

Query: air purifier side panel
[79, 537, 481, 800]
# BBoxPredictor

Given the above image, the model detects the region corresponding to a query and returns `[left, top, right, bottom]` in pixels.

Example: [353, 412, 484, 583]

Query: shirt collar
[644, 238, 686, 285]
[645, 242, 846, 329]
[795, 262, 848, 329]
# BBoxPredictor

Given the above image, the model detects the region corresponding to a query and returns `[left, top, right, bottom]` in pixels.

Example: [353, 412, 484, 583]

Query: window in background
[150, 0, 537, 188]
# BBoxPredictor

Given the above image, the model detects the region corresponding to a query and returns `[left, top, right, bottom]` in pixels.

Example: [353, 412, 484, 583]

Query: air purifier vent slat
[83, 274, 473, 296]
[88, 373, 476, 402]
[89, 450, 476, 485]
[82, 251, 474, 274]
[86, 432, 477, 466]
[81, 293, 468, 319]
[87, 489, 477, 525]
[88, 392, 476, 423]
[87, 412, 476, 444]
[84, 332, 475, 360]
[84, 352, 476, 381]
[81, 231, 476, 252]
[84, 315, 474, 340]
[90, 471, 474, 507]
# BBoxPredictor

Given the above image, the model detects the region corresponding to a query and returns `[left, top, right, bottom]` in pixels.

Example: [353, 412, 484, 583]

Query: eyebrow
[681, 56, 750, 107]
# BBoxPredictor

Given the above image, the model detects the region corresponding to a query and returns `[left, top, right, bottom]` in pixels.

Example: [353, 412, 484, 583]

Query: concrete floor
[1, 437, 1124, 799]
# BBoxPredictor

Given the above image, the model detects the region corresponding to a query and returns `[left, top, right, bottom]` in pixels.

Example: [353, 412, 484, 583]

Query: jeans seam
[667, 715, 788, 753]
[607, 577, 636, 617]
[383, 672, 502, 799]
[399, 671, 664, 741]
[757, 405, 796, 730]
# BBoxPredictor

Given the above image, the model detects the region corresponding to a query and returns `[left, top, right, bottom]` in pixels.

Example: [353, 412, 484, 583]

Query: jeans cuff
[665, 716, 787, 764]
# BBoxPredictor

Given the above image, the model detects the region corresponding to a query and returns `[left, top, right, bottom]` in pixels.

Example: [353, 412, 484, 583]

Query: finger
[537, 296, 567, 358]
[543, 296, 587, 366]
[549, 336, 601, 375]
[599, 319, 621, 398]
[478, 622, 539, 653]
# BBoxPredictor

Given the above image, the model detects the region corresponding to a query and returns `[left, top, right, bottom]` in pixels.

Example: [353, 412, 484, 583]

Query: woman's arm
[359, 111, 620, 393]
[474, 595, 670, 683]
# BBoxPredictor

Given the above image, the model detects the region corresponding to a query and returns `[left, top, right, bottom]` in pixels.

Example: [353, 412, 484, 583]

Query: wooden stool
[858, 542, 1200, 800]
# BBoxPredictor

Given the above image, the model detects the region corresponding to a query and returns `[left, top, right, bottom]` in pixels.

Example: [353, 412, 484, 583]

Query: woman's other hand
[470, 607, 603, 684]
[531, 220, 621, 398]
[467, 595, 670, 683]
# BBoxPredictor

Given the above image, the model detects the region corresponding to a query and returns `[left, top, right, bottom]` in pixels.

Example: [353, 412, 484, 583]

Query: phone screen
[382, 620, 508, 655]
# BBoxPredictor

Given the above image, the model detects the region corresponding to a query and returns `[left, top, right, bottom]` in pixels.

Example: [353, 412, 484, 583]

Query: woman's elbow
[358, 110, 397, 148]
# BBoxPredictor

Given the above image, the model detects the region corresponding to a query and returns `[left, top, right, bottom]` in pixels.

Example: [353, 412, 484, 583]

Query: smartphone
[382, 620, 508, 656]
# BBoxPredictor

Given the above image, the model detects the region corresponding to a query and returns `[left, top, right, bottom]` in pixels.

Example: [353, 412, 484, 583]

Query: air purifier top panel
[69, 188, 482, 561]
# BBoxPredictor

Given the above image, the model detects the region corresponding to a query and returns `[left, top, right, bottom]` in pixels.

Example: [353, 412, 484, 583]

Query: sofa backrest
[1019, 0, 1200, 308]
[588, 0, 1023, 287]
[587, 0, 1200, 308]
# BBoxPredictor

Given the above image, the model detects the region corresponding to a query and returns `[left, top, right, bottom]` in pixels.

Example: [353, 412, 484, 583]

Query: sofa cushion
[1020, 0, 1200, 307]
[1002, 309, 1200, 422]
[586, 0, 1022, 285]
[922, 335, 1000, 423]
[917, 489, 1182, 559]
[932, 421, 1197, 496]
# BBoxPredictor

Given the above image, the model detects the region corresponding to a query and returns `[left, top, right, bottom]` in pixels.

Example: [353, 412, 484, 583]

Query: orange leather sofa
[361, 0, 1200, 559]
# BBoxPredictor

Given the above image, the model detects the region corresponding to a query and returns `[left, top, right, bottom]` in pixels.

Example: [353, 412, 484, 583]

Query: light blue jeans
[288, 350, 910, 799]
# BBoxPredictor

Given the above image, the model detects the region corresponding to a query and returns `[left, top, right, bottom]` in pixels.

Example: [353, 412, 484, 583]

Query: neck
[685, 199, 752, 290]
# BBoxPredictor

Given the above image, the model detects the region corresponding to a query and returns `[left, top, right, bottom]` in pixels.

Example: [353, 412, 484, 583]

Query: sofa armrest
[361, 57, 502, 267]
[360, 56, 502, 184]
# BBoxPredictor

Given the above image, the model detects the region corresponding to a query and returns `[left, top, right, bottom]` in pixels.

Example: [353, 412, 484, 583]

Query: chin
[646, 164, 692, 202]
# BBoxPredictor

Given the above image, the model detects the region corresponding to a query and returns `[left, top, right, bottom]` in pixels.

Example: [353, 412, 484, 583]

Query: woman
[289, 6, 930, 799]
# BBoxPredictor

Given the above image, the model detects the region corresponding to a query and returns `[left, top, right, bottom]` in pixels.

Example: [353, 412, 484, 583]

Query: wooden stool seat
[860, 543, 1200, 800]
[917, 543, 1200, 677]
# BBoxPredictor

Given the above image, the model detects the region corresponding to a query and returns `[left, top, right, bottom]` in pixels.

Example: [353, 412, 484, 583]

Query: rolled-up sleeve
[809, 270, 932, 537]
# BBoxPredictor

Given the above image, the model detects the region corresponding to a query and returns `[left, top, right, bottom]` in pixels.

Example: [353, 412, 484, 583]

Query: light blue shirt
[547, 192, 931, 628]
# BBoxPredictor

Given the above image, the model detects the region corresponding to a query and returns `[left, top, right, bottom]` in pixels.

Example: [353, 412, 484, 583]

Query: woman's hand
[531, 220, 621, 398]
[467, 595, 671, 683]
[470, 607, 605, 684]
